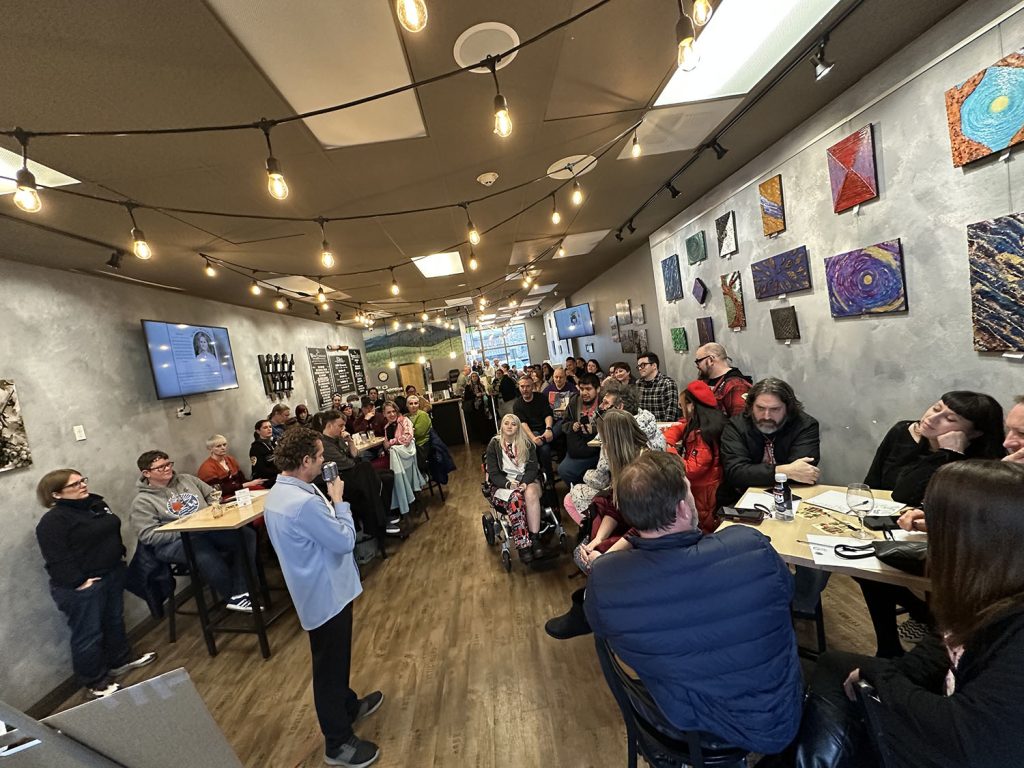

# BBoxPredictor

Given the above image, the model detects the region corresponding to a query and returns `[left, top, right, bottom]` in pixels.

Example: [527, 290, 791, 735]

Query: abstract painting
[967, 212, 1024, 351]
[692, 277, 708, 304]
[671, 327, 689, 353]
[758, 174, 786, 236]
[696, 316, 715, 346]
[635, 329, 650, 356]
[661, 253, 683, 302]
[721, 271, 747, 329]
[825, 239, 908, 318]
[0, 380, 33, 473]
[716, 210, 738, 257]
[686, 231, 708, 265]
[616, 299, 633, 327]
[751, 246, 811, 299]
[632, 304, 646, 325]
[946, 50, 1024, 168]
[827, 125, 878, 213]
[620, 329, 637, 354]
[771, 307, 801, 341]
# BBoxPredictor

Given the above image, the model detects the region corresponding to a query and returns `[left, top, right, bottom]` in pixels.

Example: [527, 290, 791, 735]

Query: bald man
[694, 343, 752, 417]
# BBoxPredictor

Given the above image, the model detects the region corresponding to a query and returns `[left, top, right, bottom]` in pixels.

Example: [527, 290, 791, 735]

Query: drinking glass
[846, 483, 875, 540]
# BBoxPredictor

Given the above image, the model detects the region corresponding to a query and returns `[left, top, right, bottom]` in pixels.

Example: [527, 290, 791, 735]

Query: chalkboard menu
[306, 347, 334, 410]
[328, 352, 354, 395]
[349, 348, 367, 394]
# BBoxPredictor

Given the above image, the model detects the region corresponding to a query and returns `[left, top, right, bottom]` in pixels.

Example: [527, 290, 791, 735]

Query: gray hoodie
[131, 473, 215, 548]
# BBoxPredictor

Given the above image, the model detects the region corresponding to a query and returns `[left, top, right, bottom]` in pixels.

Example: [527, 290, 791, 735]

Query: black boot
[545, 588, 592, 639]
[518, 544, 534, 564]
[530, 532, 547, 560]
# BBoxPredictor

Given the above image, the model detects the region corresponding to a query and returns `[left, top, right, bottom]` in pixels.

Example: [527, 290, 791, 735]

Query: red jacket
[709, 369, 753, 417]
[662, 421, 723, 533]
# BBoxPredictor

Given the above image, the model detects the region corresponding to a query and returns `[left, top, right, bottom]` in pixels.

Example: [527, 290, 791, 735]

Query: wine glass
[846, 483, 875, 540]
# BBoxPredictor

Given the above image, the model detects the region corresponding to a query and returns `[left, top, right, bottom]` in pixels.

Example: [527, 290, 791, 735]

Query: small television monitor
[141, 320, 240, 399]
[553, 303, 595, 340]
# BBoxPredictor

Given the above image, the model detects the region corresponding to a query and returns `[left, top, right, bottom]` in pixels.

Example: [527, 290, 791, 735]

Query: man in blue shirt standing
[264, 427, 384, 768]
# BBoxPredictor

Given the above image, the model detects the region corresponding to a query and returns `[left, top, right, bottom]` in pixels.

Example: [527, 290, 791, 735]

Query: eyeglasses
[636, 361, 651, 369]
[61, 477, 88, 490]
[694, 355, 713, 366]
[147, 461, 175, 472]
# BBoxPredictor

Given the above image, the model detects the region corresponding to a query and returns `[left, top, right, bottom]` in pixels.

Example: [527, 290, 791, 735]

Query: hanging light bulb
[462, 204, 481, 246]
[509, 298, 518, 308]
[11, 132, 41, 213]
[417, 354, 426, 364]
[204, 259, 217, 277]
[132, 228, 152, 260]
[487, 57, 513, 138]
[468, 247, 479, 271]
[261, 122, 289, 200]
[250, 280, 262, 296]
[631, 132, 642, 158]
[421, 305, 429, 322]
[678, 35, 699, 70]
[392, 319, 400, 331]
[571, 179, 584, 206]
[557, 241, 566, 258]
[316, 285, 327, 304]
[419, 326, 426, 334]
[406, 322, 413, 330]
[275, 294, 286, 311]
[550, 195, 561, 225]
[449, 350, 457, 359]
[317, 219, 335, 268]
[522, 271, 533, 289]
[396, 0, 427, 33]
[388, 360, 397, 369]
[692, 0, 713, 26]
[390, 268, 400, 296]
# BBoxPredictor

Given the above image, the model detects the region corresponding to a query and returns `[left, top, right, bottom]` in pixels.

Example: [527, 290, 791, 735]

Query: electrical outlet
[73, 425, 87, 441]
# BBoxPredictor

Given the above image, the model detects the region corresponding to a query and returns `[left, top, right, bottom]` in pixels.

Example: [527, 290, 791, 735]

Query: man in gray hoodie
[131, 450, 257, 612]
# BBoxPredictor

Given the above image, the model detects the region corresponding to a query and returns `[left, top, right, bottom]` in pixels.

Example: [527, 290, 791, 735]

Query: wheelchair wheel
[500, 549, 512, 573]
[482, 515, 496, 546]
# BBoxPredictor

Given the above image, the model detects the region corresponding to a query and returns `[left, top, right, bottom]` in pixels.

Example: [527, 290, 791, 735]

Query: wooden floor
[56, 444, 877, 767]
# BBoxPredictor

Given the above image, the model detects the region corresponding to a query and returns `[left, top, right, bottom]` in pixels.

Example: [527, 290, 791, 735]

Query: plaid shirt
[637, 371, 680, 421]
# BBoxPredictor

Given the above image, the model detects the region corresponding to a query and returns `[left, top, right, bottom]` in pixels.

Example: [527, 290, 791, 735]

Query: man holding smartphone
[264, 427, 383, 768]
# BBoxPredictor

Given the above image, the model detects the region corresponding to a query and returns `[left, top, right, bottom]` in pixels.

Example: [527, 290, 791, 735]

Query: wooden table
[156, 492, 289, 659]
[721, 484, 929, 590]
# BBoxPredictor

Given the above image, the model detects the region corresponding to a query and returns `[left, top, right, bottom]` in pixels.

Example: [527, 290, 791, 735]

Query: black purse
[834, 541, 928, 576]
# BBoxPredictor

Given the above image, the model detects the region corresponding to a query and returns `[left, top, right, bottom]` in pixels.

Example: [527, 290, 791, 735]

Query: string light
[274, 292, 286, 311]
[250, 280, 262, 296]
[417, 354, 426, 364]
[550, 195, 561, 225]
[692, 0, 713, 26]
[204, 258, 217, 277]
[390, 268, 400, 296]
[557, 241, 566, 257]
[522, 271, 532, 289]
[261, 121, 289, 200]
[462, 204, 481, 245]
[318, 218, 335, 269]
[571, 179, 583, 206]
[388, 360, 397, 369]
[406, 322, 413, 330]
[421, 303, 429, 322]
[675, 5, 699, 71]
[395, 0, 427, 33]
[509, 298, 518, 308]
[12, 131, 41, 213]
[393, 319, 401, 331]
[487, 57, 512, 138]
[125, 205, 152, 260]
[468, 247, 479, 271]
[316, 284, 327, 304]
[419, 325, 426, 334]
[631, 132, 642, 158]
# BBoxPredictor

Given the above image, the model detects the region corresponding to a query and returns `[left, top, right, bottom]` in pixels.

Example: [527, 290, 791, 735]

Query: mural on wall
[615, 299, 633, 327]
[670, 327, 689, 353]
[771, 306, 801, 341]
[946, 50, 1024, 168]
[716, 210, 738, 257]
[967, 212, 1024, 351]
[751, 245, 811, 299]
[686, 231, 708, 265]
[661, 254, 683, 302]
[758, 174, 786, 236]
[825, 239, 908, 318]
[692, 277, 708, 304]
[827, 124, 879, 213]
[0, 380, 32, 473]
[363, 323, 464, 369]
[721, 271, 747, 329]
[696, 316, 715, 346]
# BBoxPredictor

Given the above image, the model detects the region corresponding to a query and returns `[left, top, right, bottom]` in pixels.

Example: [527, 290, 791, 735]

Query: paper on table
[736, 490, 776, 510]
[804, 535, 903, 573]
[804, 489, 907, 516]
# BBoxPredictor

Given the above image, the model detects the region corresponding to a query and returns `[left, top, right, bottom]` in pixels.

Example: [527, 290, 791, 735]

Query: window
[463, 324, 530, 370]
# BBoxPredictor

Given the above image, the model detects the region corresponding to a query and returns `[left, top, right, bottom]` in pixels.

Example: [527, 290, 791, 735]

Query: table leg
[181, 531, 217, 657]
[237, 528, 271, 659]
[253, 524, 273, 610]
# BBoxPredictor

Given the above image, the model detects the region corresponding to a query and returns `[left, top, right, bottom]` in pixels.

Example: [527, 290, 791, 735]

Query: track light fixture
[124, 204, 152, 260]
[261, 120, 289, 200]
[676, 2, 699, 71]
[631, 132, 642, 158]
[571, 179, 584, 207]
[204, 258, 216, 277]
[390, 268, 400, 296]
[615, 229, 624, 242]
[627, 220, 637, 234]
[461, 203, 481, 245]
[487, 57, 512, 138]
[106, 251, 124, 270]
[317, 218, 335, 269]
[395, 0, 427, 33]
[666, 181, 682, 199]
[12, 130, 41, 213]
[811, 35, 835, 81]
[550, 195, 561, 225]
[709, 140, 728, 160]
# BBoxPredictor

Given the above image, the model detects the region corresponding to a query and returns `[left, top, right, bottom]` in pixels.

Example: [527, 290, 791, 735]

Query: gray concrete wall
[0, 259, 364, 710]
[645, 0, 1024, 484]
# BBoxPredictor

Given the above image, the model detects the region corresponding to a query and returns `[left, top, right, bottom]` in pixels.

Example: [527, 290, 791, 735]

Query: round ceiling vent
[476, 171, 499, 186]
[454, 23, 520, 73]
[546, 154, 598, 180]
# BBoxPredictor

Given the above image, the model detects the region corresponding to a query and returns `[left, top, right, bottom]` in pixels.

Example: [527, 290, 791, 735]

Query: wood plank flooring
[54, 444, 877, 767]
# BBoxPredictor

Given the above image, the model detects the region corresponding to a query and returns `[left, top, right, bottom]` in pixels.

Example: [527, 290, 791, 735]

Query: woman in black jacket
[35, 469, 156, 698]
[484, 414, 544, 562]
[248, 418, 278, 487]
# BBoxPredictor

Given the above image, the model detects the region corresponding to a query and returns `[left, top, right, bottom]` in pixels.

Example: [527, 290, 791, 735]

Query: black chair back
[853, 681, 894, 768]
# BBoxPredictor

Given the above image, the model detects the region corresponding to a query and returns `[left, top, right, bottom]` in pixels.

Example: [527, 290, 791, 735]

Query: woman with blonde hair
[484, 413, 546, 563]
[197, 434, 247, 498]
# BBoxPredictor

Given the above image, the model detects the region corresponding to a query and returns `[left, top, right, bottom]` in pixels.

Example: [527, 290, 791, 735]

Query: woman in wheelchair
[485, 414, 547, 563]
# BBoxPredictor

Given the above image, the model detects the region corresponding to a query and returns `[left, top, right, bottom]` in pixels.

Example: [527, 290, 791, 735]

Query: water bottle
[773, 472, 794, 521]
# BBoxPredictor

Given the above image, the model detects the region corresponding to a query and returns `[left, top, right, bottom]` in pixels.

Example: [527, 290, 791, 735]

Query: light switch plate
[73, 425, 87, 441]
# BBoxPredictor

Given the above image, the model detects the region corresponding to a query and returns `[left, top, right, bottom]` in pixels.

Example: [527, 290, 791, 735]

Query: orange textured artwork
[946, 51, 1024, 167]
[758, 175, 785, 236]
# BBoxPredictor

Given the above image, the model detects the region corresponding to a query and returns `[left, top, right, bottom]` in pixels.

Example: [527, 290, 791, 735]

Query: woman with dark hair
[586, 358, 604, 381]
[541, 362, 555, 383]
[608, 361, 634, 386]
[248, 419, 278, 487]
[662, 381, 727, 533]
[293, 404, 312, 426]
[462, 371, 490, 443]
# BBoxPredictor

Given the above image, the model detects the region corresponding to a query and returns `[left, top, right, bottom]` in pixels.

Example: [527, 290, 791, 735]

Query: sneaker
[324, 735, 380, 767]
[387, 515, 401, 526]
[110, 652, 158, 678]
[385, 523, 402, 536]
[354, 691, 384, 723]
[86, 681, 121, 698]
[897, 618, 929, 643]
[226, 593, 253, 613]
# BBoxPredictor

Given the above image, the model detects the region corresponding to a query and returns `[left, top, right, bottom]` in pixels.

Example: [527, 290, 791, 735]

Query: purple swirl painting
[824, 239, 907, 317]
[750, 246, 811, 299]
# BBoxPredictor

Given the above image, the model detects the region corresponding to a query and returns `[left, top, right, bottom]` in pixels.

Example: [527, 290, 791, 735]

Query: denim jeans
[50, 562, 132, 688]
[558, 454, 600, 486]
[155, 527, 257, 601]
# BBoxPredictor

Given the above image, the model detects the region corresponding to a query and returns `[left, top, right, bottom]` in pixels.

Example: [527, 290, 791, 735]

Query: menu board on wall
[328, 352, 354, 396]
[306, 347, 334, 411]
[349, 348, 367, 394]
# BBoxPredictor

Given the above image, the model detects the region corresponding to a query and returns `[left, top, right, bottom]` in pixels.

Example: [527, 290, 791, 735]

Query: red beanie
[686, 380, 717, 409]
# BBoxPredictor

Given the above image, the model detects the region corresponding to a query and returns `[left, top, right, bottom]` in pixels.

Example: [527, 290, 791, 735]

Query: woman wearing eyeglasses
[35, 470, 156, 699]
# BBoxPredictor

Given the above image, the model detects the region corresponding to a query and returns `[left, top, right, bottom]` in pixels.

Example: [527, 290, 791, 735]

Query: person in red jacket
[662, 381, 727, 533]
[694, 343, 753, 417]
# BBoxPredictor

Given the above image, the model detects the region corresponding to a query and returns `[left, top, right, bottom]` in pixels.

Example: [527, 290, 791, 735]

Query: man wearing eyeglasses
[130, 450, 257, 613]
[693, 343, 753, 417]
[635, 352, 680, 422]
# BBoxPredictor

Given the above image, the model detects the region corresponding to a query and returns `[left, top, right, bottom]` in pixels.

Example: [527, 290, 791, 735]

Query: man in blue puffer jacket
[584, 451, 802, 756]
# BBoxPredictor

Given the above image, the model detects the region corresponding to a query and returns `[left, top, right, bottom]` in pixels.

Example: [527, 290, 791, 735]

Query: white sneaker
[86, 681, 120, 698]
[110, 652, 158, 678]
[226, 593, 254, 612]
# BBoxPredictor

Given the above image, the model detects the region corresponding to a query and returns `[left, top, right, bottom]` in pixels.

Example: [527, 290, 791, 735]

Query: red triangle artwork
[826, 124, 879, 214]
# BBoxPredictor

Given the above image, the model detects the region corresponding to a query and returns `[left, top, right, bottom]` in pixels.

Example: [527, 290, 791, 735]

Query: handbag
[835, 541, 927, 576]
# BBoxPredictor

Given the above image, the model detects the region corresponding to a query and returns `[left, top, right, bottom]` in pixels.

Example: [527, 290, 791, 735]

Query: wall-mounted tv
[553, 303, 595, 340]
[141, 320, 240, 399]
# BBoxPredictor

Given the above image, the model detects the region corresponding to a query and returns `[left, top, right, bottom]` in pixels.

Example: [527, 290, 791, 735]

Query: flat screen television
[553, 303, 595, 340]
[141, 320, 240, 399]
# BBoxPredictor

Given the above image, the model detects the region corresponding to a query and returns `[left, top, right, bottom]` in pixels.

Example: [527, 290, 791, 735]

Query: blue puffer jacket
[584, 526, 803, 755]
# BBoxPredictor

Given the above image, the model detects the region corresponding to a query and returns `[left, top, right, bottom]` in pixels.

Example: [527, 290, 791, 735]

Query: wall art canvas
[0, 380, 33, 473]
[686, 231, 708, 265]
[771, 306, 801, 341]
[608, 314, 618, 331]
[670, 327, 689, 353]
[620, 329, 637, 354]
[758, 174, 786, 236]
[661, 254, 683, 302]
[615, 299, 633, 327]
[716, 210, 738, 257]
[635, 329, 650, 356]
[692, 277, 709, 304]
[632, 304, 646, 325]
[946, 50, 1024, 168]
[827, 125, 879, 213]
[696, 316, 715, 346]
[721, 271, 747, 329]
[751, 246, 811, 299]
[824, 239, 908, 317]
[967, 212, 1024, 351]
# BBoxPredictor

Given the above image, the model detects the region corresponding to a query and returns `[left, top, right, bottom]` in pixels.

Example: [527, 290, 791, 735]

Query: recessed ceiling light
[0, 147, 78, 197]
[412, 251, 465, 278]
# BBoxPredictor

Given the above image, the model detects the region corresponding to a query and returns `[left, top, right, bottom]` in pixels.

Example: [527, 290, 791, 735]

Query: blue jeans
[50, 562, 132, 688]
[558, 454, 599, 486]
[155, 528, 257, 601]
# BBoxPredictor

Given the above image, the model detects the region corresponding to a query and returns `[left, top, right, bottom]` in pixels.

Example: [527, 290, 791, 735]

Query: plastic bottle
[773, 472, 794, 521]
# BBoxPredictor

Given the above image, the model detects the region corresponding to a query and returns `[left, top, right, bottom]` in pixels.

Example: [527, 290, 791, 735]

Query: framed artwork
[670, 327, 689, 353]
[967, 212, 1024, 351]
[584, 343, 596, 354]
[635, 329, 650, 356]
[771, 306, 801, 341]
[696, 316, 715, 346]
[692, 277, 708, 304]
[716, 210, 738, 257]
[751, 246, 811, 299]
[615, 299, 633, 327]
[0, 380, 33, 473]
[620, 329, 637, 354]
[721, 271, 747, 329]
[946, 50, 1024, 167]
[686, 231, 708, 265]
[609, 314, 618, 331]
[661, 253, 684, 302]
[632, 304, 646, 325]
[827, 124, 879, 213]
[758, 174, 786, 236]
[825, 239, 908, 318]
